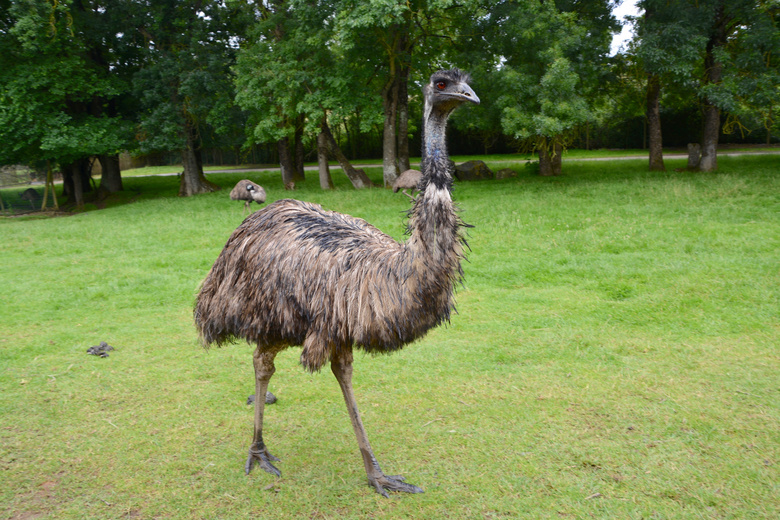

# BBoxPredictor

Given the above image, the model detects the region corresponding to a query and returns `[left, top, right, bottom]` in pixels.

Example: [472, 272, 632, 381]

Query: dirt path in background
[128, 150, 779, 177]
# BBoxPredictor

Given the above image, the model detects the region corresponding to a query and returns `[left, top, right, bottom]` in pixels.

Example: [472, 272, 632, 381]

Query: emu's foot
[368, 473, 424, 497]
[245, 447, 281, 477]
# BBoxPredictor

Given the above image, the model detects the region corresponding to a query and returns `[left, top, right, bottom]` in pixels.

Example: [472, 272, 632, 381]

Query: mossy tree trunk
[179, 119, 219, 197]
[646, 73, 666, 171]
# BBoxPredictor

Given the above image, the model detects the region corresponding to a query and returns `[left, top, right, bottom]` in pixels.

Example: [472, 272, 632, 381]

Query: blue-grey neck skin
[420, 94, 454, 194]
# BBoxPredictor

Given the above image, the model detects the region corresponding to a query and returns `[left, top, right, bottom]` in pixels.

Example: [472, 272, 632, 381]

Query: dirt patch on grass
[9, 472, 65, 520]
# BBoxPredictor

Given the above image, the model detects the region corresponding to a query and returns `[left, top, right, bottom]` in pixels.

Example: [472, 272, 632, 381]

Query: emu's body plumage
[196, 195, 465, 371]
[194, 69, 478, 496]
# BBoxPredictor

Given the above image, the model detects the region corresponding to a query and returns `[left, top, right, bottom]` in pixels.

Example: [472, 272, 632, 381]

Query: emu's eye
[435, 81, 446, 90]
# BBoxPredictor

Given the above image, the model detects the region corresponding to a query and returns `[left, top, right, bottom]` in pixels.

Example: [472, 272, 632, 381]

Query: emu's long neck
[420, 105, 452, 192]
[407, 101, 464, 274]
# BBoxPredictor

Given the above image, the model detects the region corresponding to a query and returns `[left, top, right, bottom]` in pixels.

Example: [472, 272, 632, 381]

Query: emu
[229, 179, 266, 214]
[194, 69, 479, 496]
[392, 168, 423, 201]
[20, 188, 42, 210]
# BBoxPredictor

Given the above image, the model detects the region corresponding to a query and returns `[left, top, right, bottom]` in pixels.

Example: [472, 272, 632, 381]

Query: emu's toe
[245, 448, 281, 477]
[369, 473, 424, 497]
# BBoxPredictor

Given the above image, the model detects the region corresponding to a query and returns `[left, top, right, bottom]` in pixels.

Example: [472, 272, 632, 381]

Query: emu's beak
[458, 83, 480, 105]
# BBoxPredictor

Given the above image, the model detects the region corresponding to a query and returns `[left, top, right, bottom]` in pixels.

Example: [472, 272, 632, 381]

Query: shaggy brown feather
[194, 193, 467, 371]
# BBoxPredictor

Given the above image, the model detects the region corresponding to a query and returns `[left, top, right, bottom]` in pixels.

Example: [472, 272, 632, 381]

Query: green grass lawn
[1, 155, 778, 519]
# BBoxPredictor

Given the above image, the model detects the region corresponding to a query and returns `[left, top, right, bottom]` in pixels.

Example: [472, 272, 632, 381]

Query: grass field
[1, 154, 778, 519]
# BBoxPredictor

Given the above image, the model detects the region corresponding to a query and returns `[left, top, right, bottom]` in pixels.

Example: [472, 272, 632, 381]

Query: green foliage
[634, 0, 707, 80]
[711, 4, 780, 137]
[1, 0, 778, 177]
[633, 0, 780, 141]
[0, 0, 137, 166]
[233, 0, 484, 153]
[502, 54, 590, 141]
[478, 0, 617, 152]
[234, 0, 384, 146]
[1, 155, 778, 518]
[133, 0, 248, 155]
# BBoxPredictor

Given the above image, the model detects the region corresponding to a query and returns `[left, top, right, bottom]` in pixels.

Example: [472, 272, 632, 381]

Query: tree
[0, 0, 139, 206]
[234, 0, 375, 189]
[335, 0, 411, 187]
[698, 1, 731, 171]
[233, 0, 300, 188]
[633, 0, 779, 172]
[488, 0, 618, 175]
[632, 1, 704, 171]
[133, 0, 246, 196]
[699, 0, 779, 164]
[334, 0, 481, 186]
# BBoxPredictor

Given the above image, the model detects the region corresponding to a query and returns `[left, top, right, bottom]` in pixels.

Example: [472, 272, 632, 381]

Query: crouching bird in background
[194, 69, 479, 497]
[393, 168, 422, 201]
[229, 179, 266, 214]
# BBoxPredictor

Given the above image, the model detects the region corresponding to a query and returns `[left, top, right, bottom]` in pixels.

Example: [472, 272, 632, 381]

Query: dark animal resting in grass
[20, 188, 42, 210]
[87, 341, 114, 358]
[454, 160, 494, 181]
[194, 69, 479, 497]
[246, 392, 277, 405]
[230, 180, 266, 214]
[392, 169, 422, 201]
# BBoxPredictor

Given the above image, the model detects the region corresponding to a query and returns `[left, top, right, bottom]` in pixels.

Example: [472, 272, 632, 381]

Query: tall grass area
[1, 155, 777, 519]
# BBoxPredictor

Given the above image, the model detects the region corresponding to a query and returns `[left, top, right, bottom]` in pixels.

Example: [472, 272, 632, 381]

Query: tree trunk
[322, 120, 374, 189]
[396, 65, 411, 173]
[700, 103, 720, 172]
[62, 158, 91, 207]
[74, 163, 85, 207]
[98, 153, 123, 193]
[71, 162, 85, 207]
[552, 141, 562, 175]
[179, 119, 220, 197]
[700, 4, 728, 172]
[277, 137, 295, 189]
[44, 161, 59, 210]
[381, 75, 400, 187]
[646, 74, 666, 171]
[293, 116, 306, 182]
[687, 143, 702, 169]
[538, 139, 562, 176]
[317, 128, 334, 190]
[538, 147, 553, 176]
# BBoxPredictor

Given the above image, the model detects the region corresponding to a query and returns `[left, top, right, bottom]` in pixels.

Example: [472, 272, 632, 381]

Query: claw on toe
[369, 474, 424, 497]
[245, 449, 281, 477]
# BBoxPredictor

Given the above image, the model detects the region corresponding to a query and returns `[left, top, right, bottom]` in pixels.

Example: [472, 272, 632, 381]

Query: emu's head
[424, 69, 480, 118]
[245, 183, 266, 204]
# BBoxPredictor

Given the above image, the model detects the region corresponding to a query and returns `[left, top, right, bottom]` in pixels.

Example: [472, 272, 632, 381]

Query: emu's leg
[402, 189, 416, 202]
[331, 349, 423, 497]
[245, 347, 281, 477]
